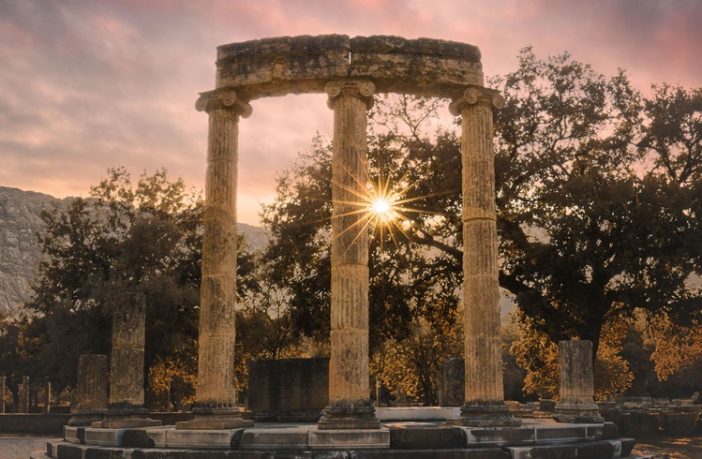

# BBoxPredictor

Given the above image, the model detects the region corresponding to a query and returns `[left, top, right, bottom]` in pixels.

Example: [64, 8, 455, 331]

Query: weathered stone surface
[319, 80, 378, 431]
[19, 375, 29, 413]
[100, 292, 160, 428]
[661, 411, 701, 436]
[308, 427, 390, 449]
[452, 88, 517, 428]
[387, 424, 466, 449]
[239, 426, 309, 449]
[69, 354, 108, 426]
[165, 428, 244, 449]
[0, 374, 5, 413]
[247, 358, 328, 421]
[554, 340, 603, 423]
[438, 358, 464, 407]
[215, 35, 483, 99]
[178, 90, 253, 430]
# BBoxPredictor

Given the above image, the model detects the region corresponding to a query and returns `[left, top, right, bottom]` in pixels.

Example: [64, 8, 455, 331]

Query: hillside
[0, 187, 268, 318]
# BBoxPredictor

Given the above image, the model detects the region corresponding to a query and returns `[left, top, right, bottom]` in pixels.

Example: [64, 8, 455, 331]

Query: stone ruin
[33, 34, 653, 458]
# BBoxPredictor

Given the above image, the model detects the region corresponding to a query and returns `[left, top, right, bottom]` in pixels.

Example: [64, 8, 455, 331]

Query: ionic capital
[325, 80, 375, 110]
[195, 89, 253, 118]
[448, 86, 505, 116]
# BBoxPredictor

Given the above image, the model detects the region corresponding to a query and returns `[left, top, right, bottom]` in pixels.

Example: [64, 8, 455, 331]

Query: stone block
[539, 399, 556, 412]
[63, 426, 82, 444]
[55, 444, 83, 459]
[121, 427, 170, 447]
[534, 424, 587, 443]
[247, 358, 328, 421]
[84, 446, 127, 459]
[507, 440, 618, 459]
[585, 424, 604, 439]
[46, 441, 59, 458]
[464, 425, 535, 445]
[376, 407, 459, 421]
[601, 422, 618, 439]
[387, 423, 466, 449]
[239, 425, 310, 449]
[623, 412, 660, 436]
[438, 358, 464, 407]
[83, 427, 124, 446]
[164, 428, 244, 449]
[661, 412, 701, 436]
[308, 427, 390, 449]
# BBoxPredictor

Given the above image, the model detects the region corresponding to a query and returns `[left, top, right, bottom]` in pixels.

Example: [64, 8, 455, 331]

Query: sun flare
[370, 197, 392, 216]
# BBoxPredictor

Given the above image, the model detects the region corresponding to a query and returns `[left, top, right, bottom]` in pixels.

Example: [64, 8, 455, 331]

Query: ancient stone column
[44, 381, 51, 413]
[449, 86, 519, 427]
[68, 354, 108, 426]
[102, 291, 160, 428]
[176, 88, 253, 430]
[19, 376, 29, 413]
[318, 79, 379, 430]
[0, 375, 5, 413]
[554, 340, 604, 423]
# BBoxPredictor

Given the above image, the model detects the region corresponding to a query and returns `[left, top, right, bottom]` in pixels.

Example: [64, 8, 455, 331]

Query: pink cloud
[0, 0, 700, 225]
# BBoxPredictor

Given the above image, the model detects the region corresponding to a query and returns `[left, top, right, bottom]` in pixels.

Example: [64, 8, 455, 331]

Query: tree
[261, 48, 702, 402]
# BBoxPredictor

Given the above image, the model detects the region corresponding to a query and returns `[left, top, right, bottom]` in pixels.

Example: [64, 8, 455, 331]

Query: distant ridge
[0, 186, 268, 318]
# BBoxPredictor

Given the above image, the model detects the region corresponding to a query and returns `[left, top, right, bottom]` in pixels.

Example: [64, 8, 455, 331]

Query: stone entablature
[214, 35, 484, 99]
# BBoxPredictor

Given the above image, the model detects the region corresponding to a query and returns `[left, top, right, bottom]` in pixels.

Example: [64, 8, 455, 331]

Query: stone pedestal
[19, 376, 29, 413]
[438, 358, 465, 407]
[0, 375, 5, 413]
[448, 86, 518, 427]
[554, 340, 603, 423]
[68, 354, 108, 426]
[100, 292, 160, 428]
[176, 89, 254, 430]
[319, 80, 379, 430]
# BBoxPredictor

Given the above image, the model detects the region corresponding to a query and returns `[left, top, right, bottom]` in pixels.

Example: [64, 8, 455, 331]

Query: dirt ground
[632, 435, 702, 458]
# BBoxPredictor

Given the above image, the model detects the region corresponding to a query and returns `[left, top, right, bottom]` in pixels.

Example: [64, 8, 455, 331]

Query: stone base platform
[45, 418, 641, 459]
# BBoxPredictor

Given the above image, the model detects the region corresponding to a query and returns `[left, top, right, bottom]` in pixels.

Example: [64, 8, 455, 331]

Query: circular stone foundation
[35, 418, 637, 459]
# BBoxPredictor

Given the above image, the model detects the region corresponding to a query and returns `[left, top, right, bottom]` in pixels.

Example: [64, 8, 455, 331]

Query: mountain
[0, 187, 269, 319]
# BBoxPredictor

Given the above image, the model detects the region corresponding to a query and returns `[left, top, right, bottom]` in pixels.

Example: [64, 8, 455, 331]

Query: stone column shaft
[102, 292, 160, 427]
[176, 88, 253, 430]
[68, 354, 108, 426]
[19, 376, 29, 413]
[0, 375, 5, 413]
[554, 340, 603, 423]
[44, 381, 51, 413]
[449, 86, 518, 427]
[319, 80, 379, 430]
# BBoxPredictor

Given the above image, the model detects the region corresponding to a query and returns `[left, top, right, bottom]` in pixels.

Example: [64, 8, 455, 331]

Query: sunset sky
[1, 0, 701, 224]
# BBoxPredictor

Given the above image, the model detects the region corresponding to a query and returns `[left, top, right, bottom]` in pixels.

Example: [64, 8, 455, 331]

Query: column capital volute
[195, 88, 253, 118]
[324, 79, 376, 110]
[448, 85, 505, 116]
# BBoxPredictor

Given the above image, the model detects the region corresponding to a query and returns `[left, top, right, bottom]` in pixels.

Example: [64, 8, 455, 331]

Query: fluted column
[318, 80, 379, 430]
[68, 354, 108, 426]
[449, 86, 519, 427]
[176, 88, 254, 430]
[101, 292, 160, 428]
[554, 340, 603, 423]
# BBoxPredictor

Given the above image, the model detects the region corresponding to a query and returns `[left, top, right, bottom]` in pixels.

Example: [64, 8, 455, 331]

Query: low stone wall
[0, 414, 70, 433]
[0, 412, 193, 434]
[247, 358, 329, 421]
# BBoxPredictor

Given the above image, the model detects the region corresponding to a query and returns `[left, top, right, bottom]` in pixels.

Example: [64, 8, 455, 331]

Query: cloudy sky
[1, 0, 701, 224]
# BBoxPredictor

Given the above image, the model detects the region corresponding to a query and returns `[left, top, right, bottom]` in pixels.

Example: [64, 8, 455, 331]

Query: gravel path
[0, 436, 57, 459]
